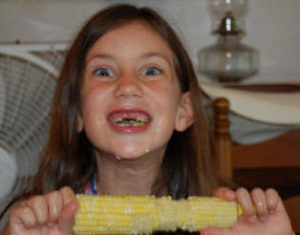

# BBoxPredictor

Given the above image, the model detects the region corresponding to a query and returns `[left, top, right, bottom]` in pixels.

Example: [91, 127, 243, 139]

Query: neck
[95, 151, 165, 196]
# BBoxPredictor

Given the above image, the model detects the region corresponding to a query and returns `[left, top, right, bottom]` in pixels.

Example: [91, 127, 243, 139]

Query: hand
[7, 186, 78, 235]
[201, 187, 295, 235]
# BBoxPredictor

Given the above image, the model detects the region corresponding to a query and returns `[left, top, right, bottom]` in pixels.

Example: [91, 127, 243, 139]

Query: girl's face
[79, 21, 193, 160]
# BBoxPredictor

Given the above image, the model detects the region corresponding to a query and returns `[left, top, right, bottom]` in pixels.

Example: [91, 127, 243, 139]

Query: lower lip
[108, 121, 151, 133]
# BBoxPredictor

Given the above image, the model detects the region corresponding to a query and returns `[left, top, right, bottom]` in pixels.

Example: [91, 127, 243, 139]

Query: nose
[114, 73, 143, 98]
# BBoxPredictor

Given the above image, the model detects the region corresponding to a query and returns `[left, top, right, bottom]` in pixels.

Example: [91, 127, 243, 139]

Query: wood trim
[213, 98, 233, 182]
[232, 128, 300, 168]
[234, 168, 300, 189]
[226, 83, 300, 93]
[212, 91, 300, 232]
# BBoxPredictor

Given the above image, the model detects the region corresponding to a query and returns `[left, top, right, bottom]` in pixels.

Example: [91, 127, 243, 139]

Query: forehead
[85, 21, 174, 62]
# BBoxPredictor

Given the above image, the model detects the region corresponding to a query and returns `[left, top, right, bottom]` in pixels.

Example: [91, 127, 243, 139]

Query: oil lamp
[198, 0, 259, 82]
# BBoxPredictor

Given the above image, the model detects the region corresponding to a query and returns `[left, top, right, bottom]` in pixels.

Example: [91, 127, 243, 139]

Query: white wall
[0, 0, 300, 83]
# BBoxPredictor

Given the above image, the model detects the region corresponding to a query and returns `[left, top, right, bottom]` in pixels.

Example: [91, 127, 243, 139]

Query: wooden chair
[213, 97, 300, 233]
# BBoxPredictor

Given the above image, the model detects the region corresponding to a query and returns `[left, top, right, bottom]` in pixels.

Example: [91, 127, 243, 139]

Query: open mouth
[108, 110, 151, 129]
[112, 118, 148, 127]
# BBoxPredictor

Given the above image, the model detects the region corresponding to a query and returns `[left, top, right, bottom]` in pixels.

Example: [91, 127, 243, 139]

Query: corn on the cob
[73, 195, 242, 235]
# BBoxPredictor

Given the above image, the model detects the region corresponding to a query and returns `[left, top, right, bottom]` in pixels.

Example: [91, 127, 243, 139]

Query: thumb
[213, 187, 236, 201]
[58, 200, 78, 235]
[201, 226, 231, 235]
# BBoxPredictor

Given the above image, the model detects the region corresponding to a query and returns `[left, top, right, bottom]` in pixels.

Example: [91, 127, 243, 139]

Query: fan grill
[0, 44, 67, 226]
[32, 50, 66, 71]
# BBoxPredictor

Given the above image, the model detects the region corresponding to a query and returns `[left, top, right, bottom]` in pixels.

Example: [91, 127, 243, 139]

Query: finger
[44, 190, 63, 223]
[57, 187, 78, 235]
[265, 188, 284, 213]
[236, 187, 255, 217]
[26, 195, 48, 225]
[213, 187, 236, 201]
[9, 205, 37, 228]
[58, 201, 79, 235]
[251, 188, 268, 220]
[60, 186, 76, 206]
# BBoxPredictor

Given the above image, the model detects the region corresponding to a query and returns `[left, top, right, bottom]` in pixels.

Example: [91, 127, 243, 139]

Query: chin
[110, 140, 145, 156]
[113, 149, 147, 160]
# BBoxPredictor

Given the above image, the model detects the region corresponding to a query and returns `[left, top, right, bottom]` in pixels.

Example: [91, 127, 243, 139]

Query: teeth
[114, 117, 123, 123]
[114, 118, 148, 127]
[109, 112, 150, 127]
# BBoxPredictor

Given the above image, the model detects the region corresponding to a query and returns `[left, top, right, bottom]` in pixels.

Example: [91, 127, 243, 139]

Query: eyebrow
[85, 53, 115, 64]
[140, 52, 173, 68]
[85, 52, 173, 70]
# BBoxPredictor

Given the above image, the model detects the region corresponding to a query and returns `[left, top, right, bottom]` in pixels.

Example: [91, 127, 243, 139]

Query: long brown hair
[18, 4, 217, 200]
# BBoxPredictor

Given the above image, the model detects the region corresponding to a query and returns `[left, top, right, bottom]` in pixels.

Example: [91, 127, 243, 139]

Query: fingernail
[69, 201, 78, 211]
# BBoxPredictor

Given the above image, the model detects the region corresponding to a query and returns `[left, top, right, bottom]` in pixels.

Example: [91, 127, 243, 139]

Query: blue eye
[94, 68, 115, 77]
[141, 67, 162, 76]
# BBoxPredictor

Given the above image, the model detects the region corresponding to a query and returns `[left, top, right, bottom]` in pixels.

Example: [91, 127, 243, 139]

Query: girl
[1, 4, 294, 235]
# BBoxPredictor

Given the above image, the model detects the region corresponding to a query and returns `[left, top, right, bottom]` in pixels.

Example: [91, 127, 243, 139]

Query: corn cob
[73, 195, 243, 235]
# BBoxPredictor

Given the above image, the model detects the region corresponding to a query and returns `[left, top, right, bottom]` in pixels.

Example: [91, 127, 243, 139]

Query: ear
[175, 92, 194, 132]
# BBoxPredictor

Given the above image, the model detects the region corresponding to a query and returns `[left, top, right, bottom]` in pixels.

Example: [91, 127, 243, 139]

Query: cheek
[81, 86, 107, 124]
[80, 88, 109, 147]
[153, 83, 180, 114]
[151, 86, 180, 130]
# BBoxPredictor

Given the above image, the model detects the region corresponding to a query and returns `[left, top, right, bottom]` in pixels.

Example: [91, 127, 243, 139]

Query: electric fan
[0, 43, 67, 228]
